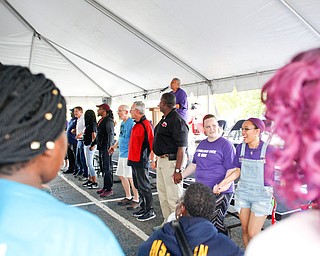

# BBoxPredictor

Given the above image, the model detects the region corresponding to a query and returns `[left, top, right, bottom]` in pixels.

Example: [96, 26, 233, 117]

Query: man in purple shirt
[170, 78, 189, 123]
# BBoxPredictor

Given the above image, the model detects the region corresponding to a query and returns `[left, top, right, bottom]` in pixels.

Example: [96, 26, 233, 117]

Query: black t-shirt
[83, 122, 97, 146]
[153, 109, 188, 156]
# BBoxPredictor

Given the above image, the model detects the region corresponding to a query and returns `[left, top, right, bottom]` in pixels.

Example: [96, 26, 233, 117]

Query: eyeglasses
[130, 109, 137, 112]
[240, 128, 258, 131]
[117, 110, 125, 113]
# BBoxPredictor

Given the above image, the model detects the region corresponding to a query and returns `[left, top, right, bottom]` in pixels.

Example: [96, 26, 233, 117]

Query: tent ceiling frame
[279, 0, 320, 38]
[45, 38, 147, 93]
[1, 0, 146, 96]
[85, 0, 210, 82]
[183, 68, 277, 88]
[43, 37, 111, 97]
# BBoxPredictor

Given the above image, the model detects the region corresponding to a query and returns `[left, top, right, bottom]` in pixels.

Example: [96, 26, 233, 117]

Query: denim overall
[235, 142, 273, 216]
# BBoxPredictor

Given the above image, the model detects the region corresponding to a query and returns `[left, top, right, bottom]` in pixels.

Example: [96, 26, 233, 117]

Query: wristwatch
[175, 168, 182, 173]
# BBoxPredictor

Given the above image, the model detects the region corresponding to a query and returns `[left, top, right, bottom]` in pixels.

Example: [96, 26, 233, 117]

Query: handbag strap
[171, 220, 193, 256]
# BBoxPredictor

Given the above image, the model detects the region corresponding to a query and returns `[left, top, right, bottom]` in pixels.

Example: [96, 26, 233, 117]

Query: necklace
[249, 142, 260, 155]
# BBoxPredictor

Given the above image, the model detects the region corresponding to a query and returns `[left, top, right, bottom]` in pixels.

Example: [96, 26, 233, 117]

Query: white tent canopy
[1, 0, 319, 103]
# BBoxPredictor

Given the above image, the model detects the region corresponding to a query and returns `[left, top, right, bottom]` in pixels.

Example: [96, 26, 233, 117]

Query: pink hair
[262, 48, 320, 206]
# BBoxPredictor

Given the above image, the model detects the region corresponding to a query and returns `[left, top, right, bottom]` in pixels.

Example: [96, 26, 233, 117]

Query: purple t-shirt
[193, 137, 236, 193]
[171, 88, 188, 122]
[233, 141, 277, 186]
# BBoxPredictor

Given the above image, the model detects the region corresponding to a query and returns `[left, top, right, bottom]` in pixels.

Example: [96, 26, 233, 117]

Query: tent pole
[85, 0, 209, 82]
[279, 0, 320, 38]
[28, 34, 36, 69]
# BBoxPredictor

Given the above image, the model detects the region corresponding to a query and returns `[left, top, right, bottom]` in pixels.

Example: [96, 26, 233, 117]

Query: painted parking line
[70, 191, 159, 207]
[58, 173, 149, 241]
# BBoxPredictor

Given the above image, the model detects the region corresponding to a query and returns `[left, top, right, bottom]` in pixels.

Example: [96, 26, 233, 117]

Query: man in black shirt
[153, 93, 188, 224]
[91, 104, 114, 197]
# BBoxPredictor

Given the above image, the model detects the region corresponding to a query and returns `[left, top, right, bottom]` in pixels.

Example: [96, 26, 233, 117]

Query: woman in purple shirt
[217, 117, 276, 247]
[176, 114, 236, 235]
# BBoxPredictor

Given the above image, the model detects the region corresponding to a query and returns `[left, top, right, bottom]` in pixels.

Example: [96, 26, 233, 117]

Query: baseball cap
[96, 103, 110, 111]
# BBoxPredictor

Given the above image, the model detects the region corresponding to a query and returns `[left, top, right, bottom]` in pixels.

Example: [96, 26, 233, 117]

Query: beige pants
[156, 156, 186, 221]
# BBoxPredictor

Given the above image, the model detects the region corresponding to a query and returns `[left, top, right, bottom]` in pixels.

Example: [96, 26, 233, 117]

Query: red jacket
[128, 116, 154, 168]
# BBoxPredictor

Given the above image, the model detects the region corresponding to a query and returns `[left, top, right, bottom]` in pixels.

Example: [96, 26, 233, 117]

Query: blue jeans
[84, 145, 96, 177]
[75, 140, 88, 177]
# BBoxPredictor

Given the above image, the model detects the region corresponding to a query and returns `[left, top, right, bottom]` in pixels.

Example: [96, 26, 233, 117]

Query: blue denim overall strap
[239, 142, 268, 187]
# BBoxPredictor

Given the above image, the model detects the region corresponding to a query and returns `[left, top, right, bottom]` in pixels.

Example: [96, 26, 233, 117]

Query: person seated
[138, 183, 244, 256]
[0, 65, 124, 256]
[245, 48, 320, 255]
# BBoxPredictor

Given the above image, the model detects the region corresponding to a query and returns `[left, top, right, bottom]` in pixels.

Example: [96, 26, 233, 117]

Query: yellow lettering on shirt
[193, 244, 208, 256]
[149, 240, 170, 256]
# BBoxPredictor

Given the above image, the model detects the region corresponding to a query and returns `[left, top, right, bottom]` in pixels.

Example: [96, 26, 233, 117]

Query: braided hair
[0, 65, 66, 173]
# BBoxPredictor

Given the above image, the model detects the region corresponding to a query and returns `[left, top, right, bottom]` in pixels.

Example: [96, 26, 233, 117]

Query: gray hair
[119, 105, 130, 111]
[133, 101, 145, 115]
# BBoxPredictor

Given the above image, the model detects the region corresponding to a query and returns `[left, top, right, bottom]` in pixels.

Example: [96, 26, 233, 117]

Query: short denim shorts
[234, 183, 273, 216]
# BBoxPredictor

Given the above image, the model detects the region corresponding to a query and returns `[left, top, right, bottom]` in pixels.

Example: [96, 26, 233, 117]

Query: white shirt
[76, 114, 85, 140]
[245, 210, 320, 256]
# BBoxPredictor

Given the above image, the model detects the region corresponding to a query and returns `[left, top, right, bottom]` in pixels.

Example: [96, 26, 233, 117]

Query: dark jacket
[138, 216, 244, 256]
[66, 117, 77, 145]
[91, 116, 114, 150]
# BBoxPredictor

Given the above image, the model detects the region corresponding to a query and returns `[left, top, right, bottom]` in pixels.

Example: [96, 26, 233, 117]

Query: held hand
[172, 172, 182, 184]
[150, 161, 157, 170]
[89, 145, 96, 151]
[108, 145, 115, 154]
[213, 184, 220, 194]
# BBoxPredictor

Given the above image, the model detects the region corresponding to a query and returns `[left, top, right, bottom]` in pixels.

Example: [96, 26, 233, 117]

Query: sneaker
[127, 201, 140, 210]
[88, 182, 99, 189]
[132, 208, 146, 217]
[97, 188, 105, 194]
[100, 190, 113, 197]
[137, 210, 156, 222]
[117, 197, 132, 206]
[78, 176, 88, 181]
[73, 171, 83, 178]
[82, 181, 92, 187]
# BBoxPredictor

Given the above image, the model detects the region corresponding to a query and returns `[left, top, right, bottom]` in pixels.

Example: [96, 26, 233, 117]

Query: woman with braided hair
[0, 65, 123, 256]
[246, 48, 320, 255]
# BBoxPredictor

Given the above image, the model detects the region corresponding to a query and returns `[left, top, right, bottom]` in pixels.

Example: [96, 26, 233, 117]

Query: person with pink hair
[246, 48, 320, 255]
[215, 117, 277, 247]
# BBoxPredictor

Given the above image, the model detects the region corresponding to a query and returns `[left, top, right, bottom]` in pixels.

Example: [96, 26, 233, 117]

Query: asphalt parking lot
[49, 170, 271, 255]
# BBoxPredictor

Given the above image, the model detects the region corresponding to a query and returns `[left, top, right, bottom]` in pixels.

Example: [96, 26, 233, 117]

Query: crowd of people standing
[2, 51, 320, 256]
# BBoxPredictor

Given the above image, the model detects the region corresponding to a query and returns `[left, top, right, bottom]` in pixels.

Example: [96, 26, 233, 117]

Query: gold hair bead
[46, 141, 55, 150]
[4, 134, 10, 140]
[57, 103, 63, 109]
[30, 141, 41, 150]
[52, 89, 58, 95]
[45, 113, 53, 120]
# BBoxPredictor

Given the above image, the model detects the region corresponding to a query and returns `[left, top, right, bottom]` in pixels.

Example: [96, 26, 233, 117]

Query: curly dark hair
[183, 183, 216, 220]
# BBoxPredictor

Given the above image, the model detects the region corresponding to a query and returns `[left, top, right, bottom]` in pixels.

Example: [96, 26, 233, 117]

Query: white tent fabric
[1, 0, 319, 102]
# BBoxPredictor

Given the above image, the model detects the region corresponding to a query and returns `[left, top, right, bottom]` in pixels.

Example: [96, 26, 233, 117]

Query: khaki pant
[156, 156, 186, 221]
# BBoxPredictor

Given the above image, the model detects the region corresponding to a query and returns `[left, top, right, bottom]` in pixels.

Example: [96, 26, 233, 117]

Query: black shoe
[82, 180, 92, 187]
[63, 169, 74, 174]
[87, 182, 99, 189]
[132, 208, 146, 217]
[137, 210, 156, 222]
